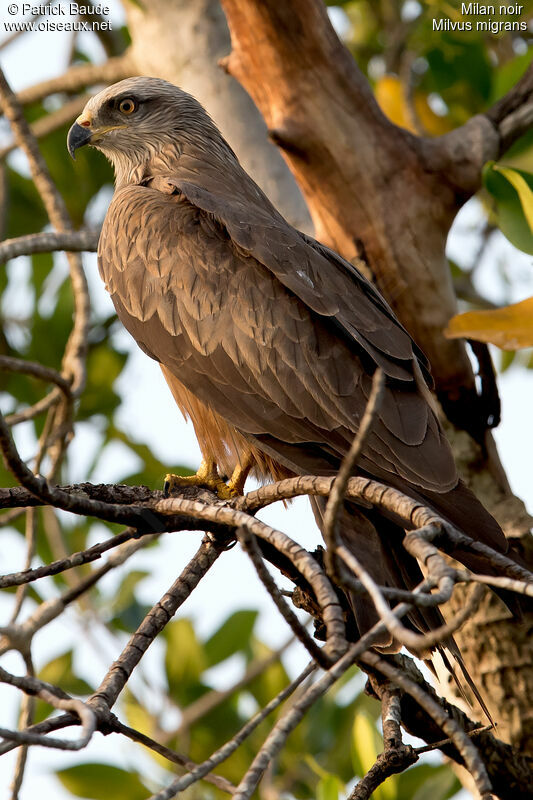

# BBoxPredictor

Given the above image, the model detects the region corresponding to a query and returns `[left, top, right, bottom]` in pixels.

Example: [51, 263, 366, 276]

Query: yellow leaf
[493, 165, 533, 233]
[352, 712, 397, 800]
[375, 75, 451, 136]
[445, 296, 533, 350]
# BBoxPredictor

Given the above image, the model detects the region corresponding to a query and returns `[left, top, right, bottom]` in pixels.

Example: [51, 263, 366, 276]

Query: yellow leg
[227, 457, 253, 496]
[164, 457, 251, 500]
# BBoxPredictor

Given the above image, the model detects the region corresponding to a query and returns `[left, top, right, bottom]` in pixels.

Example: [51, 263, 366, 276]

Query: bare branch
[0, 667, 96, 751]
[0, 527, 137, 589]
[0, 67, 89, 401]
[236, 525, 327, 666]
[323, 368, 384, 580]
[5, 389, 62, 427]
[156, 496, 347, 660]
[8, 651, 35, 800]
[486, 61, 533, 155]
[91, 537, 223, 710]
[109, 719, 237, 796]
[8, 509, 37, 626]
[0, 229, 99, 264]
[361, 652, 493, 797]
[146, 662, 317, 800]
[14, 54, 136, 106]
[0, 533, 157, 659]
[0, 356, 72, 396]
[348, 683, 417, 800]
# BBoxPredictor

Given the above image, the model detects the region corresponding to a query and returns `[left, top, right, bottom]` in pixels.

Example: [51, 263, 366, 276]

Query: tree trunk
[122, 0, 311, 232]
[218, 0, 533, 754]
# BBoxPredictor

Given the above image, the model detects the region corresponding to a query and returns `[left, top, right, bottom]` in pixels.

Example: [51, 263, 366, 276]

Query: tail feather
[439, 646, 495, 727]
[310, 492, 514, 725]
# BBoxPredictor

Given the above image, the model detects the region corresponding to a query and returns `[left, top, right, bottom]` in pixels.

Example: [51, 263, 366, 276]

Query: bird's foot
[164, 459, 250, 500]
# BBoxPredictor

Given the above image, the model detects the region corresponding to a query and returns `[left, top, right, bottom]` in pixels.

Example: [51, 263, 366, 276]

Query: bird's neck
[111, 132, 238, 191]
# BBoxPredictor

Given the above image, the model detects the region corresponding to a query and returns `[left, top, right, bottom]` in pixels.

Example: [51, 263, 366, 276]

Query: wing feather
[98, 177, 457, 494]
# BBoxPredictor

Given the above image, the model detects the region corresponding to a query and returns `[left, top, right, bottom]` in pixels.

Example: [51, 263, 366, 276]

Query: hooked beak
[67, 122, 93, 159]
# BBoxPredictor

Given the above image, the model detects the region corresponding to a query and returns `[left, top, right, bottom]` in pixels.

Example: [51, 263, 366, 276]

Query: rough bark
[218, 0, 533, 755]
[122, 0, 311, 232]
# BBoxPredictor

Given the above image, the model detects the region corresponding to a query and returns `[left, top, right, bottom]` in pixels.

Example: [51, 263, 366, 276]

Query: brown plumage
[68, 77, 517, 652]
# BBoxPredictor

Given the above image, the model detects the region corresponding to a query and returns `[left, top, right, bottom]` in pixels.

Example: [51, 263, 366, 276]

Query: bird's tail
[310, 495, 498, 723]
[414, 479, 533, 618]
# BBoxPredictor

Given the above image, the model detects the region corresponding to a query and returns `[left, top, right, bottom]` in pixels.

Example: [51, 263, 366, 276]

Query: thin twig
[8, 509, 37, 625]
[110, 719, 236, 795]
[323, 369, 385, 581]
[5, 389, 62, 427]
[0, 533, 158, 659]
[337, 540, 481, 653]
[90, 537, 223, 710]
[236, 525, 328, 666]
[0, 356, 72, 396]
[156, 496, 347, 660]
[360, 652, 493, 798]
[348, 682, 417, 800]
[8, 652, 35, 800]
[0, 527, 138, 588]
[0, 68, 89, 403]
[14, 54, 135, 106]
[147, 663, 317, 800]
[0, 667, 96, 751]
[175, 635, 295, 736]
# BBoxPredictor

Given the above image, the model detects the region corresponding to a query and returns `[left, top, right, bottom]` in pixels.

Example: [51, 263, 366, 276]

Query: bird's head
[67, 76, 230, 187]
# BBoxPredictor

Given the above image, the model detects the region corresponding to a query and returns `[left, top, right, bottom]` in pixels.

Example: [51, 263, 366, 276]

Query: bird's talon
[163, 461, 238, 500]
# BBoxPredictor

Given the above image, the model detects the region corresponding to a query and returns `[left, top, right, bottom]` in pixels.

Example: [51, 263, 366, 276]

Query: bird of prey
[67, 77, 519, 650]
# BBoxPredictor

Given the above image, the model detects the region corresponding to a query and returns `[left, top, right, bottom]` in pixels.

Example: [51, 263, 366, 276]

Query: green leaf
[35, 651, 92, 723]
[5, 167, 48, 239]
[493, 165, 533, 232]
[77, 344, 127, 421]
[57, 763, 150, 800]
[39, 650, 93, 695]
[204, 609, 258, 667]
[351, 711, 380, 777]
[398, 762, 460, 800]
[317, 773, 343, 800]
[500, 349, 516, 372]
[106, 570, 151, 633]
[351, 711, 397, 800]
[482, 162, 533, 255]
[110, 570, 149, 613]
[164, 618, 207, 705]
[31, 251, 54, 297]
[491, 50, 533, 103]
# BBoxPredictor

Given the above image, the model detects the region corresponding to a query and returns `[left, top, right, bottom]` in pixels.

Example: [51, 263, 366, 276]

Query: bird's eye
[118, 98, 137, 115]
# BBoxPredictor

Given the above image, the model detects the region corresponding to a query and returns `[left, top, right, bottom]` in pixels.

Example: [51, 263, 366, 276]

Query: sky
[0, 2, 532, 799]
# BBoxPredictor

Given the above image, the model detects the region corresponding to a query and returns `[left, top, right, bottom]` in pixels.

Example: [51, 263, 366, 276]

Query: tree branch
[486, 62, 533, 155]
[13, 54, 136, 106]
[0, 229, 99, 264]
[0, 95, 91, 160]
